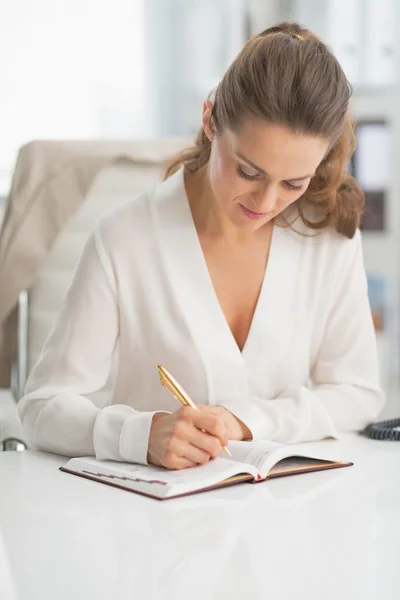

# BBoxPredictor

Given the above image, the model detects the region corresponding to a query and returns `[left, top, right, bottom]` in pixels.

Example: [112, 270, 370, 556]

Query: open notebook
[60, 439, 353, 500]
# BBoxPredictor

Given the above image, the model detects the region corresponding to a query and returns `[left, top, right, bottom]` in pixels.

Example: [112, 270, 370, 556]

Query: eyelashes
[236, 164, 261, 181]
[236, 165, 304, 191]
[283, 181, 304, 191]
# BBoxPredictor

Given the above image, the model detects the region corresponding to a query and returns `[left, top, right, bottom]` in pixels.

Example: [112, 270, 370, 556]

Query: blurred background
[0, 0, 399, 444]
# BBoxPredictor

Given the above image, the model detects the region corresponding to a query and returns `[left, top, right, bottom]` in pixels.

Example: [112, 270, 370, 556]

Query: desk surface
[0, 435, 399, 600]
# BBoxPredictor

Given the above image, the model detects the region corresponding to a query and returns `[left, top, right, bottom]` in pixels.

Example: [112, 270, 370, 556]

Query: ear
[202, 99, 215, 142]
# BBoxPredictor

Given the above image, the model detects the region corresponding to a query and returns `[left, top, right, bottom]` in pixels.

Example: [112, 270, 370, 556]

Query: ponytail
[164, 128, 211, 180]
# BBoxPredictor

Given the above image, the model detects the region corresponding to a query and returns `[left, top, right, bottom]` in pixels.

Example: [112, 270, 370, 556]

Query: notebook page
[227, 440, 283, 471]
[227, 441, 331, 479]
[65, 456, 259, 498]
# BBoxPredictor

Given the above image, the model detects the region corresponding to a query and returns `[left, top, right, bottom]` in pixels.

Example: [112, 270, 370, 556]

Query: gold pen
[157, 364, 232, 457]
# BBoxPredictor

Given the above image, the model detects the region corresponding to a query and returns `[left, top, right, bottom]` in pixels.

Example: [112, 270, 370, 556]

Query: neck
[184, 166, 264, 245]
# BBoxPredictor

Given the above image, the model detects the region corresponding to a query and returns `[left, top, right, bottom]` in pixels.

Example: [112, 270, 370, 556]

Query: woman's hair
[164, 22, 364, 238]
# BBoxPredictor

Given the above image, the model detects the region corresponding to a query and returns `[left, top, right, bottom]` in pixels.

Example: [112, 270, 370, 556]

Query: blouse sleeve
[18, 226, 165, 464]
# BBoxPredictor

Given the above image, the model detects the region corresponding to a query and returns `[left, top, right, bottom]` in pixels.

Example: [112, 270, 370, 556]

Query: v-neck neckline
[182, 171, 276, 358]
[190, 220, 276, 359]
[152, 168, 302, 404]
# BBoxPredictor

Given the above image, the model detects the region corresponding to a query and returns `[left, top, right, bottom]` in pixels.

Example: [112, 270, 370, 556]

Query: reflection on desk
[0, 531, 17, 600]
[0, 434, 399, 600]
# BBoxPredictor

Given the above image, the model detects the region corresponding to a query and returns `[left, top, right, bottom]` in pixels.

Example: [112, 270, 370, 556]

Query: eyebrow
[235, 151, 314, 181]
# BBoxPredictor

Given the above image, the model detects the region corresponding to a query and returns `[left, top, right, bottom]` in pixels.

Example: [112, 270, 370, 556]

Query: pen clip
[158, 370, 188, 405]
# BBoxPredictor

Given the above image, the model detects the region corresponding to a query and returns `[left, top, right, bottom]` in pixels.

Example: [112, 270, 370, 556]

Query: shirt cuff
[218, 397, 274, 441]
[119, 410, 170, 465]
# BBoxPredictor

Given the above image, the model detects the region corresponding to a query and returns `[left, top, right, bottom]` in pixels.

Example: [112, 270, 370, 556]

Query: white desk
[0, 435, 399, 600]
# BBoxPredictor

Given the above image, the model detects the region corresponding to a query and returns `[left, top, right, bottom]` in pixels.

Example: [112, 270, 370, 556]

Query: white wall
[145, 0, 248, 137]
[0, 0, 151, 196]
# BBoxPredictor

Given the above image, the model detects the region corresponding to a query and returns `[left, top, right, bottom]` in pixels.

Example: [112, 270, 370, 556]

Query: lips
[239, 204, 270, 220]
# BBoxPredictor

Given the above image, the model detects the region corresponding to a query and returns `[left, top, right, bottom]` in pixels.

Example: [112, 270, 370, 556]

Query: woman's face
[203, 102, 330, 231]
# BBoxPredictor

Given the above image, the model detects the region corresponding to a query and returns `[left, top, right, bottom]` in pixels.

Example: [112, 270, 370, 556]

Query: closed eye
[283, 181, 304, 191]
[237, 164, 306, 191]
[236, 164, 261, 181]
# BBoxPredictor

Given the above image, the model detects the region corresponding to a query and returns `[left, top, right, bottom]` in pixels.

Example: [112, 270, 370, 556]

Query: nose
[253, 182, 278, 213]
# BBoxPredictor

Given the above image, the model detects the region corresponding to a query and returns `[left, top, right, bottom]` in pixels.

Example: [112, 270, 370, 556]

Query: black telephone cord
[363, 418, 400, 441]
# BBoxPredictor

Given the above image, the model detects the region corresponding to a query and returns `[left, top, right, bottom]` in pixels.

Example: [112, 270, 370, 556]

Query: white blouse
[19, 169, 385, 464]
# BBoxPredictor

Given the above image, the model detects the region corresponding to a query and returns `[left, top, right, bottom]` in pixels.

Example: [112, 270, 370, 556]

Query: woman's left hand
[196, 405, 252, 441]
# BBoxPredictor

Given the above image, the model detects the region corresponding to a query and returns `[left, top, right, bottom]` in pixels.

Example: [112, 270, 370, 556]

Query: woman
[19, 22, 384, 469]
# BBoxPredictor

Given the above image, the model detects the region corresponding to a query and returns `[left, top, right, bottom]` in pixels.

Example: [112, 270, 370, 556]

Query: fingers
[163, 411, 225, 468]
[189, 427, 223, 458]
[197, 404, 250, 441]
[163, 437, 209, 470]
[149, 407, 229, 470]
[188, 408, 229, 447]
[169, 418, 217, 462]
[163, 454, 197, 470]
[179, 441, 211, 465]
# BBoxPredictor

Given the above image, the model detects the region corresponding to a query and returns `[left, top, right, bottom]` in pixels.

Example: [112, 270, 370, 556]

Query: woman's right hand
[147, 406, 229, 470]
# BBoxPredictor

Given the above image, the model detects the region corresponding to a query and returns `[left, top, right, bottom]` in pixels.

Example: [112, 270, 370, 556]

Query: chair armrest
[1, 439, 26, 451]
[0, 388, 27, 449]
